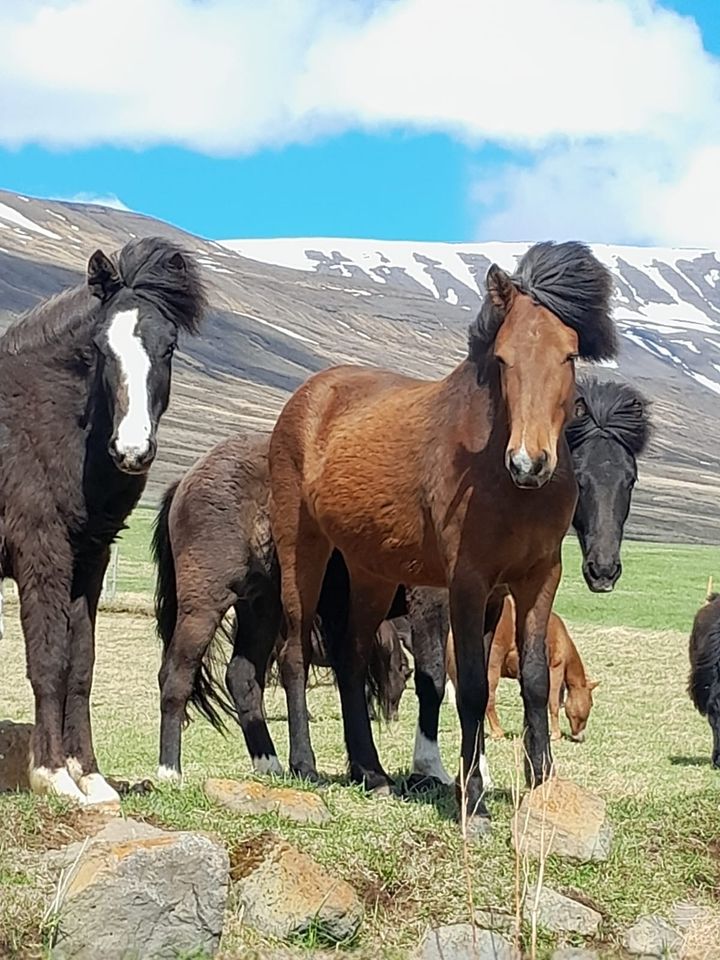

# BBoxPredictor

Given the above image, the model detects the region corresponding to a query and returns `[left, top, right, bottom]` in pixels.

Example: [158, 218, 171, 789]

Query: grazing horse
[0, 238, 205, 804]
[269, 241, 616, 828]
[688, 586, 720, 768]
[152, 432, 411, 783]
[448, 597, 599, 743]
[403, 376, 651, 786]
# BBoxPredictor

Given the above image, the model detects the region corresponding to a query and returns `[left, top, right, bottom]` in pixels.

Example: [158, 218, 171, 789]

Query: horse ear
[87, 250, 121, 302]
[486, 264, 515, 311]
[167, 251, 187, 272]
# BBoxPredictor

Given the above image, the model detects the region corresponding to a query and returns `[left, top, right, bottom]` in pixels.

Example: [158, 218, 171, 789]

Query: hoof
[405, 772, 448, 794]
[290, 764, 321, 784]
[350, 765, 393, 794]
[156, 765, 182, 785]
[489, 730, 505, 741]
[550, 731, 562, 742]
[465, 814, 493, 840]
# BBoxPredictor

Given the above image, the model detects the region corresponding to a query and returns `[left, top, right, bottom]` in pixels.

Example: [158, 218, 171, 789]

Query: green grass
[2, 518, 720, 959]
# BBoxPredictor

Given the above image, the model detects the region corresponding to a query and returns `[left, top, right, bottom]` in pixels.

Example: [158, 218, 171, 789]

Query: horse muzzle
[506, 447, 553, 489]
[108, 438, 157, 475]
[582, 558, 621, 593]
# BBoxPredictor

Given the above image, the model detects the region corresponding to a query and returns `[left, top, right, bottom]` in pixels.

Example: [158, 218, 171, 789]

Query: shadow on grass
[669, 754, 715, 768]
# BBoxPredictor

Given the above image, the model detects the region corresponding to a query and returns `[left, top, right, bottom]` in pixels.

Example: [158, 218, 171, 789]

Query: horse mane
[566, 377, 651, 456]
[0, 237, 206, 356]
[468, 241, 617, 364]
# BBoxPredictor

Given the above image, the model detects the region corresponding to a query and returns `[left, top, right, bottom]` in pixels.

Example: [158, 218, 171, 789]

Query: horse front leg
[449, 576, 491, 831]
[15, 542, 85, 803]
[510, 557, 562, 787]
[63, 552, 120, 804]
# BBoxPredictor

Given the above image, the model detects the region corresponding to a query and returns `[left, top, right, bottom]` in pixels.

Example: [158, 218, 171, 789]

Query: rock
[474, 907, 516, 935]
[512, 778, 613, 863]
[524, 885, 602, 935]
[418, 924, 521, 960]
[0, 720, 33, 791]
[622, 915, 683, 958]
[670, 900, 715, 931]
[205, 777, 330, 824]
[551, 950, 601, 960]
[50, 817, 229, 959]
[231, 833, 362, 942]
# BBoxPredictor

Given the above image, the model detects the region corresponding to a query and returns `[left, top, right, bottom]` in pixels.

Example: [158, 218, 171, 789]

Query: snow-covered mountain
[222, 237, 720, 399]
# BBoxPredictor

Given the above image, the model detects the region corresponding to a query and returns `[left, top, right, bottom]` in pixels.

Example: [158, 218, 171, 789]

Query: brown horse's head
[489, 265, 579, 488]
[470, 242, 617, 490]
[564, 679, 599, 742]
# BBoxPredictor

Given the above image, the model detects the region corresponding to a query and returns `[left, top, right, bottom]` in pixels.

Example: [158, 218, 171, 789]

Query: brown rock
[0, 719, 33, 791]
[205, 777, 330, 824]
[512, 778, 613, 863]
[231, 833, 362, 941]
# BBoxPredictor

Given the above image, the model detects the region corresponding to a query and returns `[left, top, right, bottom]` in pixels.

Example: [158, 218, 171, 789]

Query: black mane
[0, 237, 206, 356]
[469, 241, 617, 363]
[567, 377, 651, 455]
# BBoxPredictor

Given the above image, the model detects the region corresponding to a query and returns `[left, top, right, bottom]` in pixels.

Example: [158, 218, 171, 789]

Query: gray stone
[512, 778, 613, 863]
[0, 720, 33, 792]
[50, 819, 229, 959]
[670, 900, 715, 931]
[622, 915, 683, 958]
[524, 885, 602, 935]
[232, 833, 362, 942]
[418, 925, 521, 960]
[205, 777, 330, 824]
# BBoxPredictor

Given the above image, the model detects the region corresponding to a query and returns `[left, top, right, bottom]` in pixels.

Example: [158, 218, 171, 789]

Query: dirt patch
[229, 832, 278, 880]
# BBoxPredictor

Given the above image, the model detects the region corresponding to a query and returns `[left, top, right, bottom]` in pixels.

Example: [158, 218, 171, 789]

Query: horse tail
[316, 550, 396, 722]
[152, 481, 180, 651]
[151, 481, 236, 732]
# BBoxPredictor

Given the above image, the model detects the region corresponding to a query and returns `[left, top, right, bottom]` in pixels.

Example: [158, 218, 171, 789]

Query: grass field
[1, 510, 719, 959]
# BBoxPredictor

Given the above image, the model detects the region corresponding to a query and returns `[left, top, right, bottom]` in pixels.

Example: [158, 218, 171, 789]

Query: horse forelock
[468, 242, 618, 367]
[568, 377, 651, 456]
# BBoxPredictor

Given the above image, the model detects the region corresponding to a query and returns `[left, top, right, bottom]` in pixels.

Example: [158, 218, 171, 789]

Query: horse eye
[566, 353, 578, 363]
[163, 343, 176, 358]
[495, 355, 507, 367]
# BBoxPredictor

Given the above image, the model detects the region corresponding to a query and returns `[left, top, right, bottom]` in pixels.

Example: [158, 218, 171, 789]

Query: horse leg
[510, 558, 561, 787]
[157, 605, 226, 782]
[486, 640, 505, 741]
[333, 571, 396, 791]
[63, 551, 120, 804]
[15, 543, 85, 802]
[276, 516, 331, 780]
[448, 576, 491, 830]
[406, 588, 453, 786]
[548, 663, 563, 741]
[225, 593, 282, 775]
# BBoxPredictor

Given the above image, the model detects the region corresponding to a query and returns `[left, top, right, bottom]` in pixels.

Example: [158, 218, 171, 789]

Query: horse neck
[442, 360, 507, 456]
[563, 634, 588, 689]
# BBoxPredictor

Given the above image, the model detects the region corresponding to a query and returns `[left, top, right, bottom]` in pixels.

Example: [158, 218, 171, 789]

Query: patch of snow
[598, 358, 619, 368]
[240, 312, 317, 345]
[0, 201, 60, 239]
[689, 371, 720, 395]
[704, 268, 720, 287]
[45, 209, 67, 222]
[670, 339, 700, 354]
[16, 195, 29, 202]
[446, 287, 458, 305]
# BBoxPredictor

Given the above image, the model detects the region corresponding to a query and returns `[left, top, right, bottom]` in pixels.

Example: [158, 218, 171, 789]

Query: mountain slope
[0, 191, 718, 544]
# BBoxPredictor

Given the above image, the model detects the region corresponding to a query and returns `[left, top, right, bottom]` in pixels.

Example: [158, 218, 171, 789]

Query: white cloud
[62, 192, 131, 211]
[0, 0, 719, 245]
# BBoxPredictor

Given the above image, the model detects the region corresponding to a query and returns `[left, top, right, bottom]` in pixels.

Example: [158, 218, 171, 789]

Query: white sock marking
[253, 754, 284, 776]
[65, 756, 83, 783]
[412, 727, 453, 784]
[156, 764, 182, 784]
[479, 752, 494, 791]
[78, 773, 121, 805]
[106, 308, 152, 460]
[30, 766, 88, 804]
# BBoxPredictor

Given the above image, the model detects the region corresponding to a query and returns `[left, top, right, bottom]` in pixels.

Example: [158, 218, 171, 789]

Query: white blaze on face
[106, 308, 152, 460]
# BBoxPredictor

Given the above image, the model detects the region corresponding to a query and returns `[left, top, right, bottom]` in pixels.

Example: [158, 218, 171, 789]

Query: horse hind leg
[157, 604, 227, 783]
[226, 589, 282, 776]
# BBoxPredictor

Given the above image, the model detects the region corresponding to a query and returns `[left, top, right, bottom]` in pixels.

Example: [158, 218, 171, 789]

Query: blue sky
[0, 0, 718, 246]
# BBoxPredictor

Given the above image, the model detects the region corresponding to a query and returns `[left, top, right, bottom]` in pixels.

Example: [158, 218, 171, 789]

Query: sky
[0, 0, 718, 247]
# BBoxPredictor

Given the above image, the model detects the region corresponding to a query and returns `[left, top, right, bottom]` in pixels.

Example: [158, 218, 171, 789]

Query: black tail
[151, 481, 236, 732]
[316, 550, 399, 723]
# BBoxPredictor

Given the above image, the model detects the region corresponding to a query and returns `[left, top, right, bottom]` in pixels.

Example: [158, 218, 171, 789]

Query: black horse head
[88, 238, 206, 474]
[567, 377, 651, 592]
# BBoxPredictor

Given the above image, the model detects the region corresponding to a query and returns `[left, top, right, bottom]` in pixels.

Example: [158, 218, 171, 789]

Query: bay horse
[449, 598, 599, 744]
[0, 238, 205, 804]
[151, 432, 411, 783]
[269, 241, 616, 828]
[402, 376, 651, 786]
[687, 584, 720, 768]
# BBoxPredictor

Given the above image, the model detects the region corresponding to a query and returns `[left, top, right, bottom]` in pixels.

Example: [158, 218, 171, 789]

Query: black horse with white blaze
[0, 237, 205, 805]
